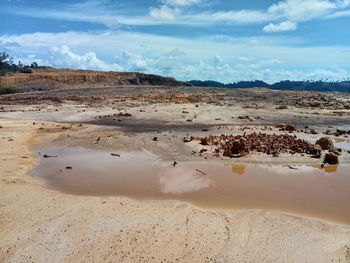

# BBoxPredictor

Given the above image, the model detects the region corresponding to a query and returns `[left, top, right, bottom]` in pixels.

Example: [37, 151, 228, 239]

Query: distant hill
[0, 68, 190, 90]
[189, 80, 350, 93]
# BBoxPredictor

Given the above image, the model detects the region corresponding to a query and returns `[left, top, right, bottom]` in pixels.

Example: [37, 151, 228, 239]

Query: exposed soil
[1, 80, 350, 262]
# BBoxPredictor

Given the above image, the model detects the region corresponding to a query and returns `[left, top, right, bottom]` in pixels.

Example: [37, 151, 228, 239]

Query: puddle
[33, 147, 350, 225]
[299, 134, 350, 151]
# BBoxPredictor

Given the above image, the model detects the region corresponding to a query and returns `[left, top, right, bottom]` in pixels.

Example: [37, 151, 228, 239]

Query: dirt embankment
[0, 68, 190, 90]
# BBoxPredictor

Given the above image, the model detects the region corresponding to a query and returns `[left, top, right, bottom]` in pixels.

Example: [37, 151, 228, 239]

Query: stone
[323, 153, 339, 165]
[230, 140, 245, 155]
[183, 137, 192, 143]
[316, 137, 334, 150]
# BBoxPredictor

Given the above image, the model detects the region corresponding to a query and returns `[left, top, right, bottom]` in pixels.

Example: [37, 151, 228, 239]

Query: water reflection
[225, 164, 246, 175]
[311, 164, 339, 173]
[159, 167, 213, 194]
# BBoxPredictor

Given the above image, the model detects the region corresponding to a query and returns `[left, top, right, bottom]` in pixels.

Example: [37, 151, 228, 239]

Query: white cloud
[327, 8, 350, 17]
[268, 0, 337, 21]
[49, 45, 123, 71]
[5, 0, 350, 30]
[197, 10, 273, 23]
[150, 5, 180, 20]
[263, 21, 297, 32]
[1, 31, 350, 83]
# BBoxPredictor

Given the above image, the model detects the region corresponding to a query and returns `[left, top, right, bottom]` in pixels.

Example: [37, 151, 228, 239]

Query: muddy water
[33, 147, 350, 225]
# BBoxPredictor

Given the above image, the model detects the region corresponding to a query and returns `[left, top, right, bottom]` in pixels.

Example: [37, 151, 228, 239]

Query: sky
[1, 0, 350, 83]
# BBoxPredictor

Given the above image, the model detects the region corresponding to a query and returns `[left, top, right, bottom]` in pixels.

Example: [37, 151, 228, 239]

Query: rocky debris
[315, 137, 334, 150]
[309, 129, 318, 135]
[200, 137, 209, 145]
[117, 112, 132, 117]
[334, 129, 347, 136]
[0, 90, 222, 105]
[191, 133, 321, 158]
[323, 153, 339, 165]
[195, 169, 207, 175]
[93, 137, 101, 144]
[309, 144, 322, 158]
[292, 95, 350, 110]
[276, 124, 296, 132]
[183, 137, 192, 143]
[43, 154, 57, 158]
[324, 129, 350, 137]
[3, 136, 15, 141]
[275, 105, 288, 109]
[238, 115, 253, 121]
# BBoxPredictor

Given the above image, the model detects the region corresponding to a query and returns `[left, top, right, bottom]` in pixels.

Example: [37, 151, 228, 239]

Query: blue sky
[1, 0, 350, 83]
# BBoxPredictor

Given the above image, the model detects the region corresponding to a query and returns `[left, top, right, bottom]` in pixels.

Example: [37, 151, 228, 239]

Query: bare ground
[1, 86, 350, 262]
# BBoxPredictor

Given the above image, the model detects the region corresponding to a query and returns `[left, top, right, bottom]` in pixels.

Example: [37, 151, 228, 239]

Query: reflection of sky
[298, 134, 350, 151]
[252, 165, 321, 176]
[159, 167, 213, 194]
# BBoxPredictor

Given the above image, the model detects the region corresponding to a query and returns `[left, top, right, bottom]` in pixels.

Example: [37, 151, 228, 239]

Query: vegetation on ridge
[189, 79, 350, 93]
[0, 52, 48, 76]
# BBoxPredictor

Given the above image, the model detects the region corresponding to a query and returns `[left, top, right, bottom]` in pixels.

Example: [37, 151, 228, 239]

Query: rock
[43, 154, 57, 158]
[276, 105, 288, 109]
[118, 112, 132, 117]
[310, 129, 318, 135]
[335, 129, 346, 136]
[323, 153, 339, 165]
[183, 137, 192, 143]
[200, 137, 209, 145]
[65, 166, 73, 170]
[153, 137, 158, 141]
[229, 140, 246, 155]
[307, 144, 322, 158]
[285, 125, 295, 132]
[316, 137, 334, 150]
[110, 153, 120, 157]
[93, 136, 101, 144]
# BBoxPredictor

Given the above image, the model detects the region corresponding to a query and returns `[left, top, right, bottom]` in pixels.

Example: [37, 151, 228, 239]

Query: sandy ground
[1, 86, 350, 262]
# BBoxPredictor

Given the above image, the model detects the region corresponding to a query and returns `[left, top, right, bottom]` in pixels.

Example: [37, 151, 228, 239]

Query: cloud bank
[1, 31, 349, 83]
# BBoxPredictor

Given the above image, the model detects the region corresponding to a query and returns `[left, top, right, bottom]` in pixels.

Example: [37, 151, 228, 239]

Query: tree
[0, 52, 10, 66]
[31, 62, 38, 68]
